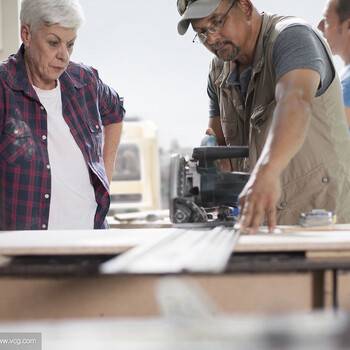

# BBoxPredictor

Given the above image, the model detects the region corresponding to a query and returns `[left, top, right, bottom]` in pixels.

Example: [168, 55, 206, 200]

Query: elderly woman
[0, 0, 125, 230]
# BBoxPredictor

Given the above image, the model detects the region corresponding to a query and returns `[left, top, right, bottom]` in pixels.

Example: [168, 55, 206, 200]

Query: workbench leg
[312, 270, 325, 309]
[332, 269, 338, 313]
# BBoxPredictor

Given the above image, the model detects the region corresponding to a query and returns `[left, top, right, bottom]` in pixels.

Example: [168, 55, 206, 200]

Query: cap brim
[177, 0, 222, 35]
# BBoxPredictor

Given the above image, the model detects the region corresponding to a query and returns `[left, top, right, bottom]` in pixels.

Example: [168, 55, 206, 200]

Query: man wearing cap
[318, 0, 350, 131]
[177, 0, 350, 234]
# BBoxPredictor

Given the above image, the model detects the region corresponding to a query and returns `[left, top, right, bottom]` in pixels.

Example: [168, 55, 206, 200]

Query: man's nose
[206, 31, 221, 45]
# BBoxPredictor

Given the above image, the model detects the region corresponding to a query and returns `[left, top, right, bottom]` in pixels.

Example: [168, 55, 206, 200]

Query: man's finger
[236, 200, 254, 233]
[266, 204, 277, 233]
[248, 201, 264, 235]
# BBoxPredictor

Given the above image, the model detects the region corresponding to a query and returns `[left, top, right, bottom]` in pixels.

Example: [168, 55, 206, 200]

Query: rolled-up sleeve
[95, 72, 125, 126]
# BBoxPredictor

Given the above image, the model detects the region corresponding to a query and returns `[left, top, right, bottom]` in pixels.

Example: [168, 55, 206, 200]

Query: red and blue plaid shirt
[0, 45, 125, 230]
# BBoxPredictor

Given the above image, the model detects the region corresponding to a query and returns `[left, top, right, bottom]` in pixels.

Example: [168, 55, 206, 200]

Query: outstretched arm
[235, 68, 320, 234]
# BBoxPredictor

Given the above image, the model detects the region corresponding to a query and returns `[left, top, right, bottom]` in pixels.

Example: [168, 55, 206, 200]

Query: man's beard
[212, 41, 240, 61]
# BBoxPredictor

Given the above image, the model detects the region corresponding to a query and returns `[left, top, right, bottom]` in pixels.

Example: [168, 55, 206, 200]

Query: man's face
[318, 0, 345, 55]
[191, 0, 250, 62]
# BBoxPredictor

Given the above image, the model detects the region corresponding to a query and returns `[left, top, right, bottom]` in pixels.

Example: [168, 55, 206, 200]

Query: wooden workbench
[1, 225, 350, 320]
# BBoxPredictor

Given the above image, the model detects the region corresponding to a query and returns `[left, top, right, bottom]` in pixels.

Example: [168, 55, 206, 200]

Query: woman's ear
[20, 24, 32, 47]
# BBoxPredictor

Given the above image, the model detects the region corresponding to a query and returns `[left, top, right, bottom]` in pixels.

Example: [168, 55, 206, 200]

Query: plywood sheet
[1, 225, 350, 256]
[0, 229, 173, 256]
[235, 226, 350, 253]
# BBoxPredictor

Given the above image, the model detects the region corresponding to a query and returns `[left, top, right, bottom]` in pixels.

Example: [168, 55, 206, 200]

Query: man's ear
[346, 18, 350, 33]
[20, 24, 32, 47]
[237, 0, 253, 20]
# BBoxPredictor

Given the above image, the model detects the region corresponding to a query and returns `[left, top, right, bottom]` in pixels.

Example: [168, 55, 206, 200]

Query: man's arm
[235, 68, 320, 234]
[103, 122, 123, 184]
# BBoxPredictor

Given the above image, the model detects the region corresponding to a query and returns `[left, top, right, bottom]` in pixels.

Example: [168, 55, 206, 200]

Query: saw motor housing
[169, 146, 250, 226]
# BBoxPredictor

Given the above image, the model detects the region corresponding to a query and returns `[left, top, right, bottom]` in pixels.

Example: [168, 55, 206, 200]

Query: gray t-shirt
[208, 24, 334, 117]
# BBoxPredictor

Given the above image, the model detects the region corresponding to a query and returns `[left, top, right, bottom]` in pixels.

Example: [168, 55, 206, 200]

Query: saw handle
[192, 146, 249, 161]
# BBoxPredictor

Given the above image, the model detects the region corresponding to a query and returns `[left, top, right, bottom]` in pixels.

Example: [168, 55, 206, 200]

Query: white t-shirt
[33, 81, 97, 229]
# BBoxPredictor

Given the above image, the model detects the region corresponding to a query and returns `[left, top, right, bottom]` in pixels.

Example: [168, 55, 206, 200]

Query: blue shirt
[340, 64, 350, 107]
[340, 64, 350, 131]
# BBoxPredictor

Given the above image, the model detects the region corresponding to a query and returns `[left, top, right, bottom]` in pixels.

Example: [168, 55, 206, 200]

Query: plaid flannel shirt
[0, 45, 125, 230]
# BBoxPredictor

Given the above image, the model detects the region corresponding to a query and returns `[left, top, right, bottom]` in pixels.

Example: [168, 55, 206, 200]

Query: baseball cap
[177, 0, 222, 35]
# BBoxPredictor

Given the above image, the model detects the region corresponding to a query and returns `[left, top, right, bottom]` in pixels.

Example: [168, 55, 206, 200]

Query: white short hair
[20, 0, 85, 35]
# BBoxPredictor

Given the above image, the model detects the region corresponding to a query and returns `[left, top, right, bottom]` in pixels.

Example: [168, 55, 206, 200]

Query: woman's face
[22, 23, 77, 89]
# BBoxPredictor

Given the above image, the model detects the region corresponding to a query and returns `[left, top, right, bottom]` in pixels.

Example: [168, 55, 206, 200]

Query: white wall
[0, 0, 20, 60]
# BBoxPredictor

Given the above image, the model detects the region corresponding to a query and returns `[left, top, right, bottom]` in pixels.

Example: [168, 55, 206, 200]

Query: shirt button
[42, 224, 47, 229]
[95, 125, 100, 130]
[42, 135, 47, 140]
[238, 105, 243, 110]
[13, 129, 19, 135]
[40, 106, 45, 110]
[45, 194, 50, 199]
[46, 164, 51, 170]
[322, 177, 329, 183]
[280, 201, 287, 208]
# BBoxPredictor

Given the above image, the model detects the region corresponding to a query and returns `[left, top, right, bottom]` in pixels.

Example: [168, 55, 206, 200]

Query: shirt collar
[5, 44, 86, 96]
[5, 44, 33, 95]
[227, 65, 253, 97]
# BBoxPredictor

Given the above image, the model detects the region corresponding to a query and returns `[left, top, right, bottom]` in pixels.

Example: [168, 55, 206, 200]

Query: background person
[0, 0, 125, 230]
[177, 0, 350, 233]
[318, 0, 350, 130]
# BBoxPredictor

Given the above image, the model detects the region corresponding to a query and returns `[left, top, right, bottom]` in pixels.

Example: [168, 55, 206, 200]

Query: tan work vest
[210, 13, 350, 225]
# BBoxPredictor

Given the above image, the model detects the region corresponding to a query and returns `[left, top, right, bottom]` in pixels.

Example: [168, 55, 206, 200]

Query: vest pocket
[221, 115, 238, 145]
[0, 118, 35, 164]
[248, 100, 276, 165]
[276, 164, 336, 224]
[250, 100, 276, 131]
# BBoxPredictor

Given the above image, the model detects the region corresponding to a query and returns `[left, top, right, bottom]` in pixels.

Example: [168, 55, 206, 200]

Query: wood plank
[234, 227, 350, 253]
[306, 251, 350, 260]
[1, 226, 350, 256]
[280, 224, 350, 232]
[0, 229, 173, 256]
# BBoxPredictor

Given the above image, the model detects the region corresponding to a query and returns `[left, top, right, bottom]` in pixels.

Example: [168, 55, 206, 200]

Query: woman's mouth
[52, 66, 64, 72]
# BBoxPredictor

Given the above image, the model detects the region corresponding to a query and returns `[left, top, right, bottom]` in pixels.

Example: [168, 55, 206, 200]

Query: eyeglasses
[192, 0, 237, 44]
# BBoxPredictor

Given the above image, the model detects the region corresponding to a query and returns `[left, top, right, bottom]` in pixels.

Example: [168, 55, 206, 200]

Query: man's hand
[204, 127, 232, 172]
[235, 163, 281, 234]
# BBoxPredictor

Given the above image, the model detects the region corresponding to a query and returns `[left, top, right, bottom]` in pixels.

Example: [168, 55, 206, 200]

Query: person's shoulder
[281, 22, 315, 34]
[266, 13, 314, 38]
[0, 61, 6, 77]
[264, 12, 307, 29]
[0, 58, 11, 85]
[66, 61, 99, 81]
